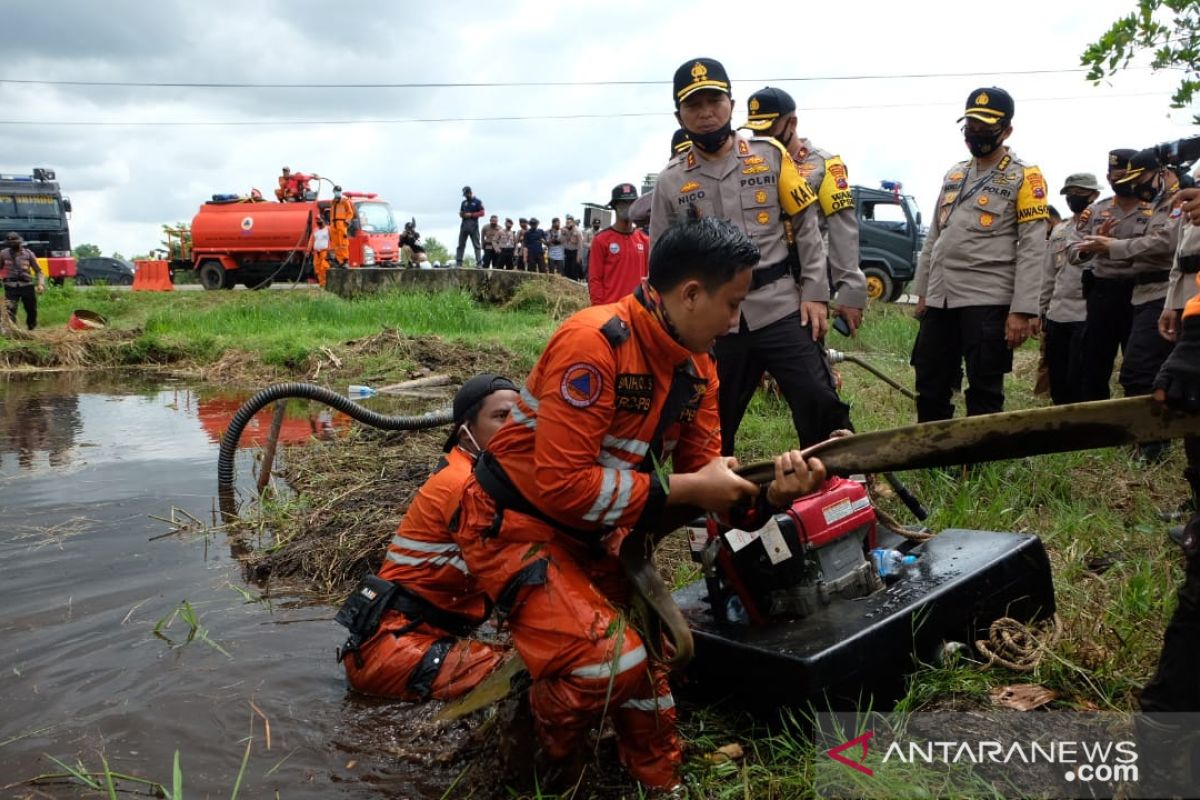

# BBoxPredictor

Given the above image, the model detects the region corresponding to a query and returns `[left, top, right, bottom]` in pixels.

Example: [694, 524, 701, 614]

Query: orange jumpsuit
[344, 447, 505, 700]
[312, 227, 330, 287]
[455, 286, 774, 789]
[329, 196, 355, 265]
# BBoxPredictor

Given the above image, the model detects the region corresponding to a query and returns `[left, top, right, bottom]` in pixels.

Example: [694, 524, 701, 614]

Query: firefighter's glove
[1154, 316, 1200, 412]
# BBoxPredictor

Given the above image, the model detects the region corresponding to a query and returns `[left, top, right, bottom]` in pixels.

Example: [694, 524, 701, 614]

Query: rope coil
[975, 615, 1062, 672]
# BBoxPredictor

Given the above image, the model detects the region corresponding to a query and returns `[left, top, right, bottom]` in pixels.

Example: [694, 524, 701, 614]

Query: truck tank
[191, 201, 315, 254]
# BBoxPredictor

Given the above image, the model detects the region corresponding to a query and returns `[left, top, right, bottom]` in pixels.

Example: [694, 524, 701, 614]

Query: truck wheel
[51, 277, 65, 288]
[890, 281, 908, 302]
[198, 260, 227, 291]
[863, 266, 894, 303]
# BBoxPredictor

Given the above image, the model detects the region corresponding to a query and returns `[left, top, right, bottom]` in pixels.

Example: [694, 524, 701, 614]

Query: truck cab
[0, 168, 77, 285]
[854, 184, 924, 302]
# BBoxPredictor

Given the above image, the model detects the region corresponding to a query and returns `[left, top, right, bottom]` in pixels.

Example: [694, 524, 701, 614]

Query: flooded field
[0, 373, 472, 798]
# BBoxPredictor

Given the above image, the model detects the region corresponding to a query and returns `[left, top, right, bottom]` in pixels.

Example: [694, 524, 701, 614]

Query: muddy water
[0, 373, 470, 798]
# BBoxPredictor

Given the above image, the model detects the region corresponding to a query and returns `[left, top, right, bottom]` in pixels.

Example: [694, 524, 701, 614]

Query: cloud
[1, 0, 1193, 262]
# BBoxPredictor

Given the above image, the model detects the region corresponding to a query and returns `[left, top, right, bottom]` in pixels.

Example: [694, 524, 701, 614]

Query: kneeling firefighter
[336, 374, 519, 701]
[453, 218, 827, 793]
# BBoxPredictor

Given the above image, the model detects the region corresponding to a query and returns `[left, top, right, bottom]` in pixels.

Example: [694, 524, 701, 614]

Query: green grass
[4, 283, 556, 373]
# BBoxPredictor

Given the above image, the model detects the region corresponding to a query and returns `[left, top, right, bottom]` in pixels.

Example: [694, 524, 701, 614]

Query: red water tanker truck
[172, 192, 401, 290]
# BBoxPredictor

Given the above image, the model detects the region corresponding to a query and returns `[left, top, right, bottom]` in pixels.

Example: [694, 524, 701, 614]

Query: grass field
[9, 283, 1190, 798]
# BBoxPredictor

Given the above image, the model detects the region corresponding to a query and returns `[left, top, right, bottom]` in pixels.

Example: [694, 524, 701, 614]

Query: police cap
[670, 128, 692, 155]
[741, 86, 796, 131]
[958, 87, 1014, 126]
[1114, 148, 1161, 184]
[673, 58, 731, 107]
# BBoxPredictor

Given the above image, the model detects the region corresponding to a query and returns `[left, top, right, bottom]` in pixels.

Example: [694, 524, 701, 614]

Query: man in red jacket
[339, 374, 518, 701]
[588, 183, 650, 305]
[455, 218, 826, 794]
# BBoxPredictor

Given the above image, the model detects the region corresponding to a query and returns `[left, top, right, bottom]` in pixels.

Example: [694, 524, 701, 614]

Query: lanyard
[946, 153, 1012, 220]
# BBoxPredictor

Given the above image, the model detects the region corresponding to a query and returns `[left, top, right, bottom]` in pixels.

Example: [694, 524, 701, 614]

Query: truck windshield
[355, 202, 397, 234]
[0, 194, 63, 221]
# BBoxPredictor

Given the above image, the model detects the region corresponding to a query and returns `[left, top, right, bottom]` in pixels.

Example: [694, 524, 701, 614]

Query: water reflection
[0, 376, 355, 479]
[0, 371, 462, 798]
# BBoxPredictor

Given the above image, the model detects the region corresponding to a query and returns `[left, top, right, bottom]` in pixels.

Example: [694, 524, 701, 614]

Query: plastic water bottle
[871, 548, 918, 580]
[725, 595, 750, 625]
[347, 384, 377, 399]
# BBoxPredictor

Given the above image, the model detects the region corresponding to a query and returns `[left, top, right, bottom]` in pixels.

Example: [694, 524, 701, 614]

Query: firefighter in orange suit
[329, 185, 355, 266]
[340, 374, 519, 700]
[454, 218, 826, 794]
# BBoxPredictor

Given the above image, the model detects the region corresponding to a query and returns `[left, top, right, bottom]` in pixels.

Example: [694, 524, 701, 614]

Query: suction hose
[216, 382, 453, 492]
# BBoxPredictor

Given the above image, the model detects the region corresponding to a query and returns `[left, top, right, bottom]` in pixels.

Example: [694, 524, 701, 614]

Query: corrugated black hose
[216, 382, 452, 492]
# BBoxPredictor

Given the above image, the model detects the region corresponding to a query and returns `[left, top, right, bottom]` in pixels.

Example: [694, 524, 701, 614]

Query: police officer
[741, 86, 867, 334]
[1, 232, 44, 331]
[650, 58, 848, 453]
[456, 186, 485, 266]
[911, 87, 1049, 422]
[1068, 149, 1142, 400]
[1038, 173, 1100, 404]
[1075, 149, 1176, 460]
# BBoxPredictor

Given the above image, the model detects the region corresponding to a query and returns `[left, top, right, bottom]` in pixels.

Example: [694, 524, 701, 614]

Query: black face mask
[1111, 180, 1138, 199]
[1134, 180, 1160, 203]
[688, 121, 733, 154]
[772, 122, 794, 149]
[964, 131, 1004, 158]
[1065, 195, 1092, 215]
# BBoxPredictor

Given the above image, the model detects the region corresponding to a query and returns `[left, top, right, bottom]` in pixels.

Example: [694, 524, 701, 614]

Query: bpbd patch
[561, 363, 603, 408]
[615, 373, 653, 414]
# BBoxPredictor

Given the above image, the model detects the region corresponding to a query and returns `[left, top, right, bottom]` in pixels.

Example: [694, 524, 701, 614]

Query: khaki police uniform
[911, 150, 1049, 421]
[650, 133, 848, 451]
[1, 245, 42, 331]
[1070, 181, 1181, 399]
[480, 222, 501, 269]
[792, 138, 866, 309]
[1039, 221, 1086, 404]
[1167, 218, 1200, 312]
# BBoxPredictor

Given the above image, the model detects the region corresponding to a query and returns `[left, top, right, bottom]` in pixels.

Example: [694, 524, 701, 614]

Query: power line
[0, 91, 1171, 127]
[0, 67, 1104, 90]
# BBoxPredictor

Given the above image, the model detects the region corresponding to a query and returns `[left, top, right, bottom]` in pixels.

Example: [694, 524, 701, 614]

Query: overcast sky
[4, 0, 1196, 260]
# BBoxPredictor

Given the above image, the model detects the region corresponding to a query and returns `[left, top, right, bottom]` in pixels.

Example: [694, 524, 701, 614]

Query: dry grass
[231, 426, 448, 601]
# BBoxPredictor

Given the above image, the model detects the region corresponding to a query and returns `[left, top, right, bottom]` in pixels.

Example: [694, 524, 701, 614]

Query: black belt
[387, 582, 477, 639]
[1135, 270, 1171, 285]
[750, 260, 791, 291]
[474, 450, 607, 550]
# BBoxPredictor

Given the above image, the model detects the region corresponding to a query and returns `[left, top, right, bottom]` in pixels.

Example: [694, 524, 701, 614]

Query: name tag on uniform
[615, 373, 653, 414]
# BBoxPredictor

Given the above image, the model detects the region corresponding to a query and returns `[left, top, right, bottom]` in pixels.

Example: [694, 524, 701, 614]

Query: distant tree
[72, 243, 101, 259]
[110, 251, 126, 261]
[1082, 0, 1200, 121]
[423, 236, 451, 265]
[161, 222, 191, 260]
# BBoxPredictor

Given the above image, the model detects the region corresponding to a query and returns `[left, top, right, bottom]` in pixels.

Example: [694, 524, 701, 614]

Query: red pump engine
[690, 477, 881, 625]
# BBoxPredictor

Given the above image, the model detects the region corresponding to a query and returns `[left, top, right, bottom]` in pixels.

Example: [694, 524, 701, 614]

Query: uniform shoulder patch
[776, 148, 817, 215]
[818, 155, 854, 216]
[599, 315, 631, 347]
[1016, 166, 1050, 224]
[561, 362, 603, 408]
